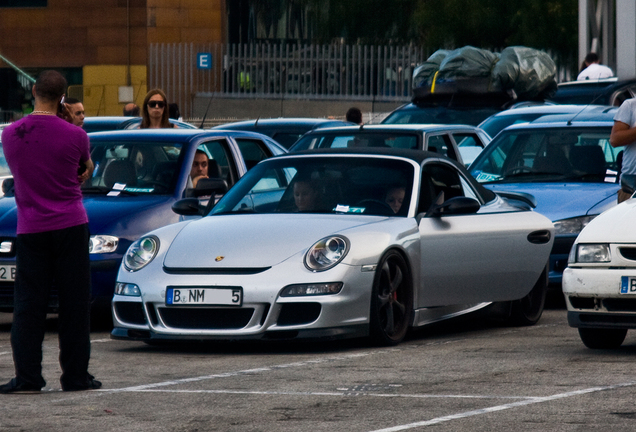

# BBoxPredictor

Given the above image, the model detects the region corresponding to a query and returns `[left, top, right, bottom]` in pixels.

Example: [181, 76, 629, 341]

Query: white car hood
[577, 199, 636, 243]
[163, 213, 384, 269]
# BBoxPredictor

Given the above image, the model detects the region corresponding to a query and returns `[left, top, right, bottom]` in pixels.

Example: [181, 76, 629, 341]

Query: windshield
[211, 156, 415, 217]
[469, 127, 618, 184]
[291, 132, 419, 152]
[83, 140, 183, 195]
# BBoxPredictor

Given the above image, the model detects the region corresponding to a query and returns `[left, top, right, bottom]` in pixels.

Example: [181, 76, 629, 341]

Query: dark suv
[548, 78, 636, 106]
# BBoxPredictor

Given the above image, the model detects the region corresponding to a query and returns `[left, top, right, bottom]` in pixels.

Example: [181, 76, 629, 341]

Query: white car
[564, 198, 636, 349]
[111, 148, 553, 346]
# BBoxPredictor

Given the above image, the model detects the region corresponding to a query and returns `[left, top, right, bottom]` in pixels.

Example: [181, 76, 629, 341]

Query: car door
[416, 160, 549, 307]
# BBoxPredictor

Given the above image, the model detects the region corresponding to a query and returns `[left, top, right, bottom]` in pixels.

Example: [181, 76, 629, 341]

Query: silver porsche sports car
[111, 148, 554, 345]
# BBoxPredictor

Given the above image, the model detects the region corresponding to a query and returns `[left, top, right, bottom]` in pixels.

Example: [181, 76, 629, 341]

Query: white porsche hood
[163, 213, 382, 269]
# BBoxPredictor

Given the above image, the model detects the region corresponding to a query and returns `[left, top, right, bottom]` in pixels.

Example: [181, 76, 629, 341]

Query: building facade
[0, 0, 225, 117]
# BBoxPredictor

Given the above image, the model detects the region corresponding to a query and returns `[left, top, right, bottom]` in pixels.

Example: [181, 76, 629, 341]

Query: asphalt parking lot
[1, 307, 636, 432]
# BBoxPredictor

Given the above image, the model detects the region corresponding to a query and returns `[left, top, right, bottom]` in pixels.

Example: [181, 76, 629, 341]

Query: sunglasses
[147, 101, 165, 108]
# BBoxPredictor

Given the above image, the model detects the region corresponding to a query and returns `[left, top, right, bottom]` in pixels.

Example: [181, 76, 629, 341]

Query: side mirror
[426, 196, 481, 218]
[191, 178, 228, 197]
[172, 198, 204, 216]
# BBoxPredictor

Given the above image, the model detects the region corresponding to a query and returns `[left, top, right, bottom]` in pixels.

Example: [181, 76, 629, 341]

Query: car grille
[114, 302, 146, 326]
[158, 307, 254, 330]
[569, 296, 636, 313]
[163, 266, 271, 275]
[619, 247, 636, 261]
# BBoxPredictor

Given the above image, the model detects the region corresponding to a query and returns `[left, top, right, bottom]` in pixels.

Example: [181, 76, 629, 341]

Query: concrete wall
[191, 95, 405, 123]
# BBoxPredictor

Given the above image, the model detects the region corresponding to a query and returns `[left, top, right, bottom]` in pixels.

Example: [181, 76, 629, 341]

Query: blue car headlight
[553, 215, 596, 235]
[89, 235, 119, 254]
[123, 236, 159, 272]
[304, 236, 349, 272]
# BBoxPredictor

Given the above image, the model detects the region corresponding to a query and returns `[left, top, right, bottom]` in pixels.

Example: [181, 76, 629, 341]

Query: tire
[508, 263, 548, 326]
[578, 328, 627, 349]
[369, 250, 413, 346]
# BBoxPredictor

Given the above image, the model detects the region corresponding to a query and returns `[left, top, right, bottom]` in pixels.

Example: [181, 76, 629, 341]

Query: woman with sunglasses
[140, 89, 175, 129]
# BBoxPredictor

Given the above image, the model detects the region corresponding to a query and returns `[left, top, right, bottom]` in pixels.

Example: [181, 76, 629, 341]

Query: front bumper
[563, 266, 636, 329]
[111, 263, 375, 342]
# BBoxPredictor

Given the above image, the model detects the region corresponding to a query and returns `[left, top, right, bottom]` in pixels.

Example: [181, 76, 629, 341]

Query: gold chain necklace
[30, 110, 56, 115]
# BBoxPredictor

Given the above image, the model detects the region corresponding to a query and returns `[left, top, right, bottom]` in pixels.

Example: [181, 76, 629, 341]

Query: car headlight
[89, 235, 119, 254]
[553, 215, 597, 235]
[114, 282, 141, 296]
[123, 236, 159, 272]
[304, 236, 349, 272]
[570, 243, 611, 263]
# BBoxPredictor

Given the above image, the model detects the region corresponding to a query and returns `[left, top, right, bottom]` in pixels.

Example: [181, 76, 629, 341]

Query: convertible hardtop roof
[275, 147, 497, 202]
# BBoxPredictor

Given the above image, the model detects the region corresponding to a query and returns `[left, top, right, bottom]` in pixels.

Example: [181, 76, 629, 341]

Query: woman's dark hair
[140, 88, 172, 128]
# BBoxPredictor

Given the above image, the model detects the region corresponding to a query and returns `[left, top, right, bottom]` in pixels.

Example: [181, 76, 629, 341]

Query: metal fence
[149, 43, 429, 119]
[149, 42, 576, 119]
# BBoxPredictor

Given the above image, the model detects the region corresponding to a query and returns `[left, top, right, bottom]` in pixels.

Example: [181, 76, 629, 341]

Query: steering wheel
[356, 199, 395, 216]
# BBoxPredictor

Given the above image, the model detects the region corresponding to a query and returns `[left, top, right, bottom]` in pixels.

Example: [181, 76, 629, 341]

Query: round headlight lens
[304, 236, 349, 272]
[123, 236, 159, 272]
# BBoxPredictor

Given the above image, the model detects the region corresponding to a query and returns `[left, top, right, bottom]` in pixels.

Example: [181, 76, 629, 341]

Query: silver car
[289, 124, 491, 166]
[112, 149, 553, 346]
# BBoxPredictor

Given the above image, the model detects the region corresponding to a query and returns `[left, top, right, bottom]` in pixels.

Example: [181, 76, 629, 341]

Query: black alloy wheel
[369, 250, 413, 345]
[508, 263, 548, 326]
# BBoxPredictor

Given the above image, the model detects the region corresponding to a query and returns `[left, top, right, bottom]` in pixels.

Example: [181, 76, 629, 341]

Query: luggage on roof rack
[412, 46, 557, 104]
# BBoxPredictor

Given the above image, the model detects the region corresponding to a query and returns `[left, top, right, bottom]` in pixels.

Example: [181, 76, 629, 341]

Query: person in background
[610, 97, 636, 203]
[577, 53, 614, 80]
[123, 103, 140, 117]
[140, 89, 174, 129]
[0, 70, 100, 394]
[190, 149, 209, 188]
[64, 97, 85, 128]
[346, 107, 363, 125]
[385, 186, 405, 214]
[168, 103, 180, 120]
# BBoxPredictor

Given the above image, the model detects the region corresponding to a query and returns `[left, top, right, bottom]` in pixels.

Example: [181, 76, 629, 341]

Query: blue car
[82, 116, 198, 133]
[468, 118, 620, 286]
[0, 129, 286, 312]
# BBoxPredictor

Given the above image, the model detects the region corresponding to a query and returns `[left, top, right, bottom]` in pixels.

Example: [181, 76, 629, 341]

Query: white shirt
[577, 63, 614, 80]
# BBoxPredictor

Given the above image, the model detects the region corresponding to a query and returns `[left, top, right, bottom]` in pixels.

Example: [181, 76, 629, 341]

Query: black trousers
[11, 223, 92, 389]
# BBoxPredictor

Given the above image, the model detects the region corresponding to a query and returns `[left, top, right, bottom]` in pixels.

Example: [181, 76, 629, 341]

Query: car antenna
[255, 117, 260, 127]
[199, 96, 214, 129]
[566, 82, 610, 126]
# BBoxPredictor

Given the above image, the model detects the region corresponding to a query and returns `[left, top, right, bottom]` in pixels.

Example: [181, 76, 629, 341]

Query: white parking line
[367, 381, 636, 432]
[0, 351, 11, 356]
[133, 389, 531, 400]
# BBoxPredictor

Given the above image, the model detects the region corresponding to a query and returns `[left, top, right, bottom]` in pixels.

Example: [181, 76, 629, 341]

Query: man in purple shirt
[0, 70, 101, 393]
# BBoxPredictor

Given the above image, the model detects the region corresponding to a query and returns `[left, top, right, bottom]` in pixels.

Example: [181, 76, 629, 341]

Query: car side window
[418, 162, 465, 214]
[426, 134, 458, 160]
[198, 139, 238, 187]
[235, 138, 272, 171]
[453, 133, 485, 149]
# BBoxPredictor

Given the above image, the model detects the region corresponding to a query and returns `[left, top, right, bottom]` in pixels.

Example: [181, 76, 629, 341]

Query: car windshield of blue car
[82, 141, 183, 195]
[469, 127, 618, 184]
[292, 132, 419, 152]
[210, 156, 415, 217]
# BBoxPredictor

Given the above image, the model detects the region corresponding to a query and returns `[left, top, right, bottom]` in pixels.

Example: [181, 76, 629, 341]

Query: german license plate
[620, 276, 636, 294]
[0, 265, 16, 282]
[166, 287, 242, 306]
